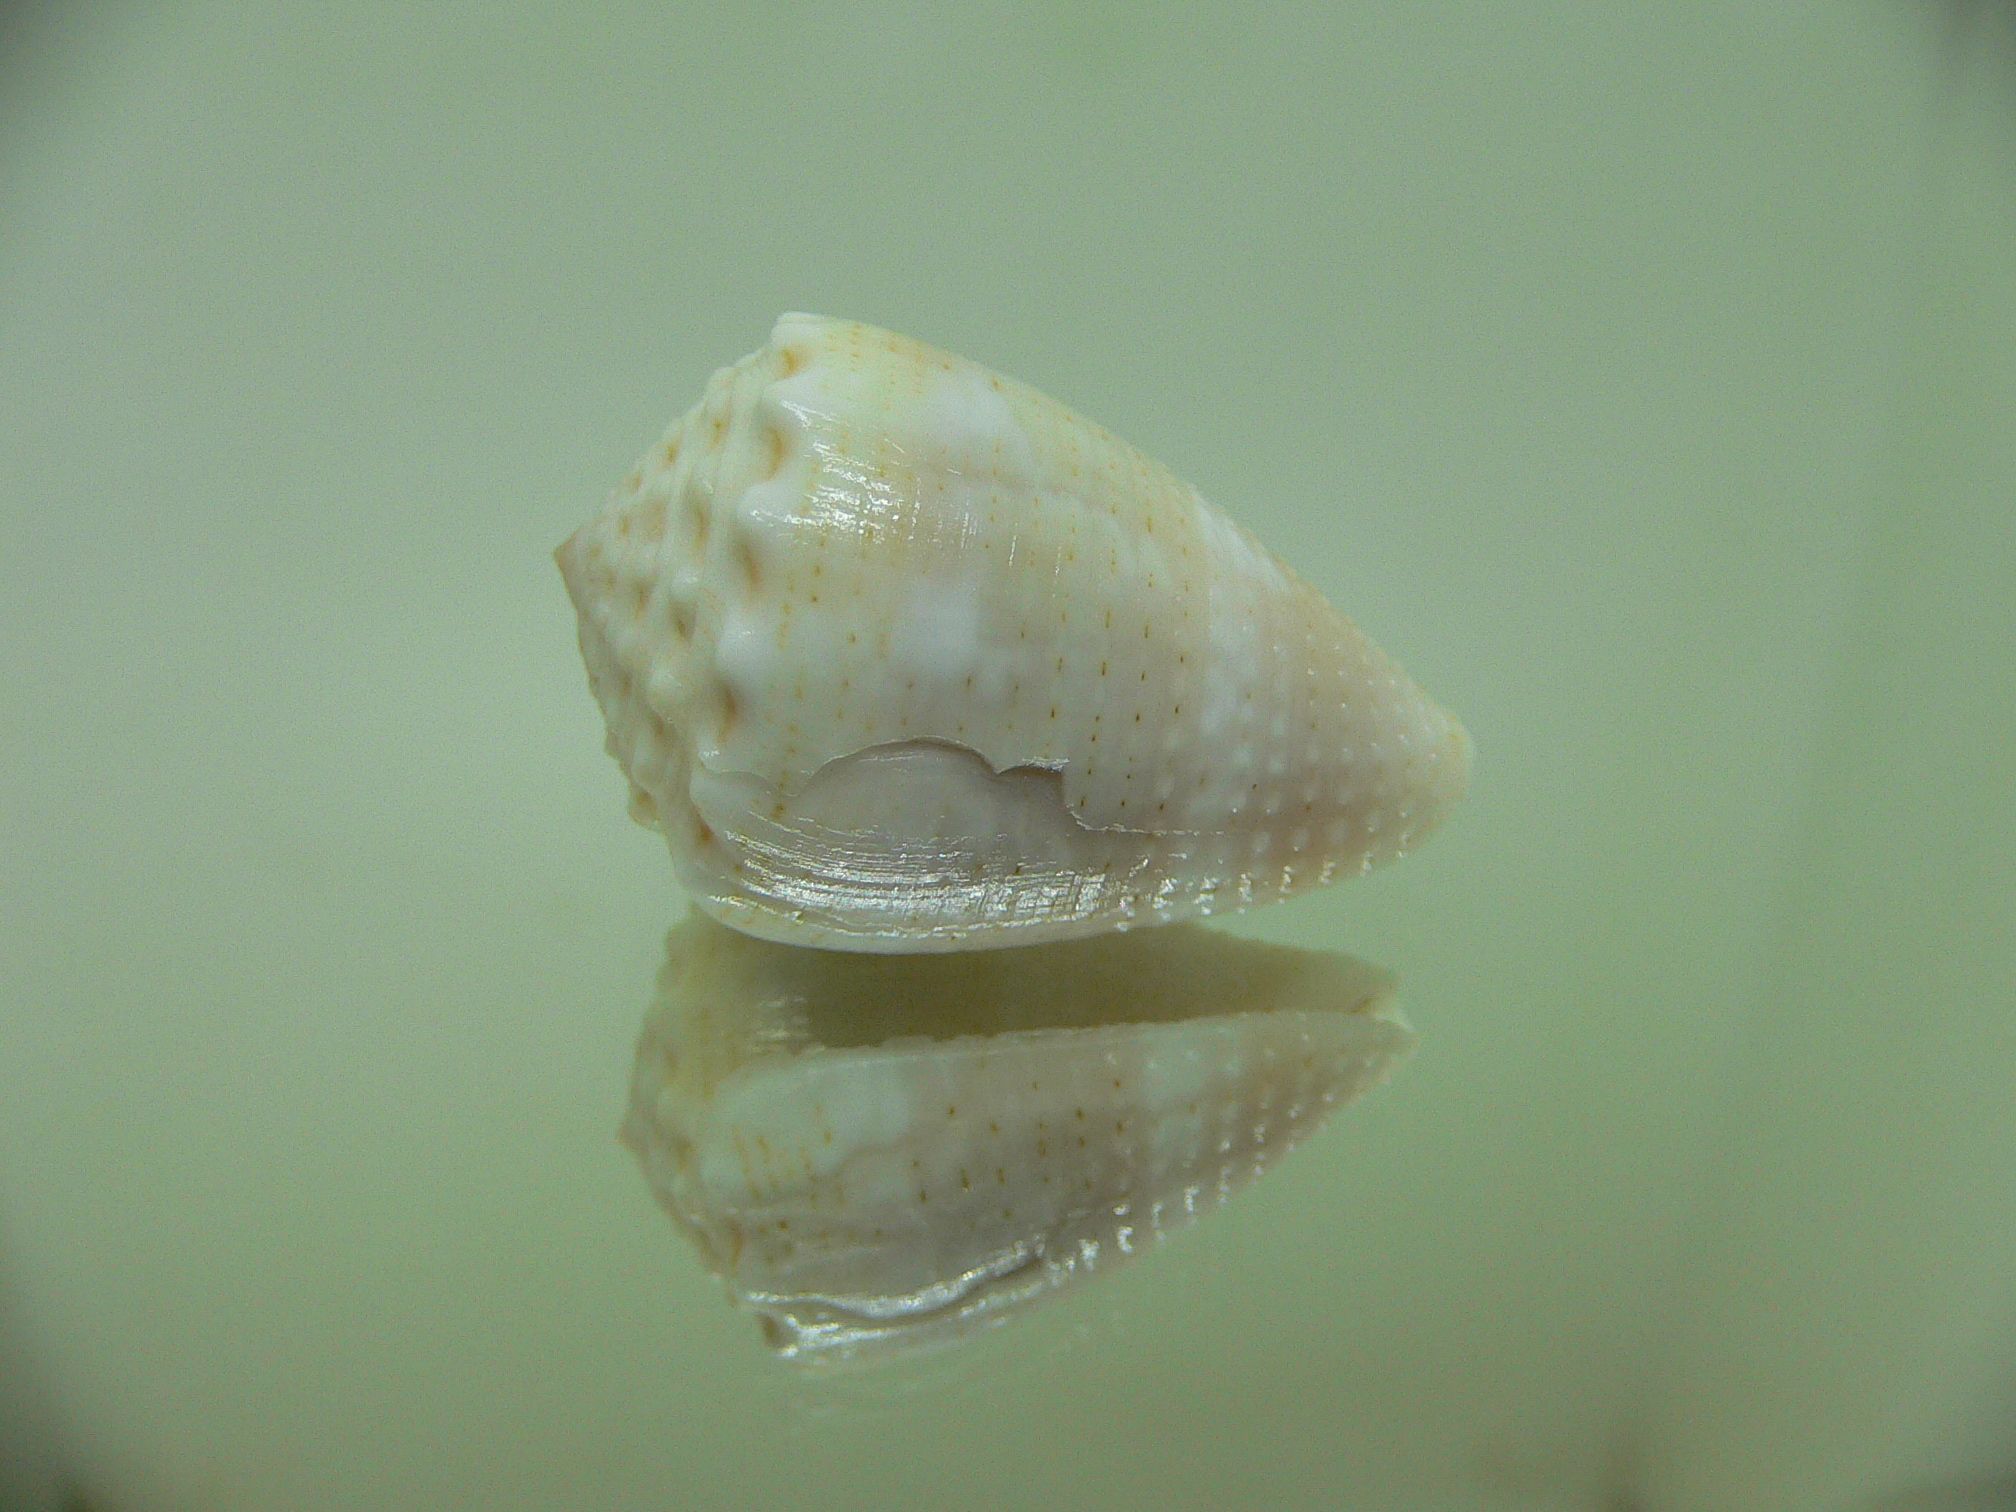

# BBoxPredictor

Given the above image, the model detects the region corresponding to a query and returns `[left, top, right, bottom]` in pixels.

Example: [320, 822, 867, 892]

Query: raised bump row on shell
[557, 313, 1471, 949]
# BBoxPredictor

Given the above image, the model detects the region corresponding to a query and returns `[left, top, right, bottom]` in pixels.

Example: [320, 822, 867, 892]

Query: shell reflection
[623, 912, 1413, 1365]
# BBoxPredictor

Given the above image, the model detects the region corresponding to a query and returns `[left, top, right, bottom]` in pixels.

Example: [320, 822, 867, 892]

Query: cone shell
[622, 911, 1413, 1365]
[559, 314, 1470, 950]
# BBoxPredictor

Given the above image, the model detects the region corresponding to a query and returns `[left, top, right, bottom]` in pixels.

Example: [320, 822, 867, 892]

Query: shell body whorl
[559, 314, 1469, 950]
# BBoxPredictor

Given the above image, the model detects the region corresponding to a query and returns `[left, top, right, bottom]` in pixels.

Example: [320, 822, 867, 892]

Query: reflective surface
[2, 4, 2012, 1510]
[623, 914, 1409, 1364]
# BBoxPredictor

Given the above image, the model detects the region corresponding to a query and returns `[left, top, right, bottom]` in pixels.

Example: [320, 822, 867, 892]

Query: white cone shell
[622, 912, 1413, 1365]
[559, 314, 1470, 950]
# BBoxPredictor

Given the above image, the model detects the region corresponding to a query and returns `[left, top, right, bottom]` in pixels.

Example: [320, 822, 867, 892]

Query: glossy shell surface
[558, 314, 1470, 950]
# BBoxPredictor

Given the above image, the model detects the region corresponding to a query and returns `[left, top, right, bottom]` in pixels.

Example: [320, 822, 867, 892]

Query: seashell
[622, 910, 1413, 1366]
[558, 314, 1470, 950]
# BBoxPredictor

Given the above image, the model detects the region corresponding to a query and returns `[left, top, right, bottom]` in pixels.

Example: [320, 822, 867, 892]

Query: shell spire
[559, 314, 1470, 950]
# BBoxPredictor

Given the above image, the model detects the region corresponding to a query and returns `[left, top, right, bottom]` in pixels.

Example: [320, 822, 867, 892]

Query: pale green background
[2, 4, 2013, 1510]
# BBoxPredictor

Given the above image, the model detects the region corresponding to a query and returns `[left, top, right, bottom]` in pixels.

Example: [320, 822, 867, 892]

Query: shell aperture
[623, 912, 1413, 1366]
[558, 314, 1470, 951]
